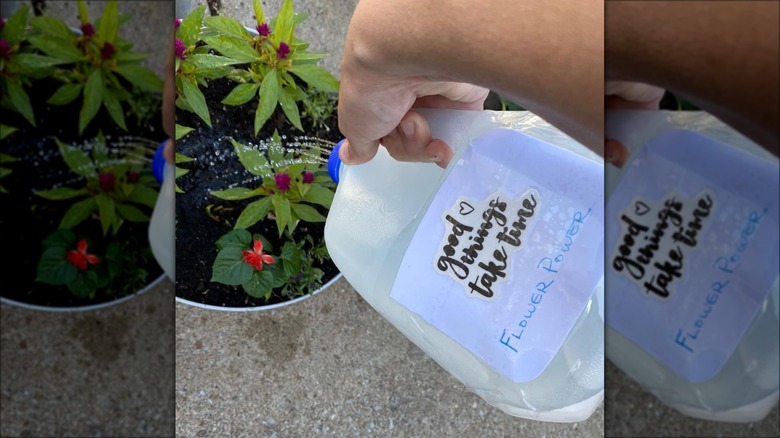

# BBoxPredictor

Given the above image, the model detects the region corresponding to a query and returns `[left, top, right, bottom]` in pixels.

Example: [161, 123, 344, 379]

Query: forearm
[606, 1, 779, 155]
[345, 0, 604, 154]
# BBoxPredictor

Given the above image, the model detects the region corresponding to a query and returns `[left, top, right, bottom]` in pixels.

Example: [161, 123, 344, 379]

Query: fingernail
[429, 155, 442, 163]
[400, 121, 415, 138]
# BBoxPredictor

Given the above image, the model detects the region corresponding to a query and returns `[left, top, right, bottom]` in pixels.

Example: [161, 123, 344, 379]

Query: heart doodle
[634, 200, 650, 216]
[459, 201, 474, 216]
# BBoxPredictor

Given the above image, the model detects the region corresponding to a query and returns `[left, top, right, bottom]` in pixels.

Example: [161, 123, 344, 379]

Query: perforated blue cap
[152, 140, 168, 184]
[328, 139, 346, 183]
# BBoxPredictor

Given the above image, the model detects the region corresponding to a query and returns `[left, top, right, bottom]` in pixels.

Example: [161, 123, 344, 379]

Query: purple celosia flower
[80, 22, 95, 37]
[175, 38, 186, 60]
[175, 18, 181, 30]
[99, 173, 116, 192]
[256, 22, 270, 37]
[126, 170, 139, 183]
[0, 39, 9, 61]
[0, 18, 6, 30]
[100, 42, 115, 60]
[277, 42, 290, 60]
[275, 173, 291, 192]
[302, 171, 314, 184]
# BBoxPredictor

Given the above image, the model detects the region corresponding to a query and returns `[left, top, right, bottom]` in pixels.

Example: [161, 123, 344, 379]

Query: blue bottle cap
[328, 139, 346, 184]
[152, 140, 168, 184]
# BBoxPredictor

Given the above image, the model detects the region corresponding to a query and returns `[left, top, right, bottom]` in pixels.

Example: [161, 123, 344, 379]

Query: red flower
[66, 239, 100, 272]
[302, 171, 314, 184]
[275, 173, 291, 191]
[0, 39, 9, 61]
[80, 22, 95, 37]
[277, 42, 290, 59]
[126, 170, 139, 183]
[99, 172, 116, 192]
[175, 38, 186, 60]
[242, 239, 275, 271]
[100, 42, 115, 60]
[256, 22, 270, 37]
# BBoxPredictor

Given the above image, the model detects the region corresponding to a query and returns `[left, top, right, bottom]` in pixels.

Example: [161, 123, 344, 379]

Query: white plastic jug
[149, 143, 175, 282]
[605, 110, 779, 422]
[325, 109, 605, 422]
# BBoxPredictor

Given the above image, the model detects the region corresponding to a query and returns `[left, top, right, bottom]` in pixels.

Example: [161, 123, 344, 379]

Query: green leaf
[210, 186, 262, 201]
[35, 247, 78, 286]
[253, 0, 265, 25]
[6, 80, 36, 127]
[175, 124, 194, 140]
[97, 0, 119, 44]
[222, 83, 260, 106]
[272, 195, 291, 236]
[242, 270, 275, 298]
[276, 0, 295, 44]
[204, 16, 253, 40]
[102, 89, 127, 131]
[290, 64, 339, 93]
[127, 184, 159, 208]
[4, 6, 30, 47]
[59, 197, 97, 229]
[201, 35, 261, 63]
[211, 246, 254, 285]
[79, 69, 104, 135]
[0, 125, 18, 140]
[29, 16, 75, 39]
[116, 203, 150, 222]
[215, 228, 252, 249]
[77, 0, 90, 24]
[278, 87, 303, 131]
[115, 51, 148, 63]
[47, 83, 83, 106]
[179, 5, 206, 46]
[96, 193, 116, 235]
[57, 139, 96, 178]
[187, 54, 243, 70]
[255, 70, 280, 135]
[26, 36, 82, 62]
[14, 53, 70, 70]
[280, 241, 302, 278]
[234, 197, 272, 229]
[41, 229, 76, 249]
[230, 138, 272, 177]
[226, 68, 251, 83]
[290, 203, 326, 222]
[67, 270, 99, 298]
[114, 65, 163, 92]
[267, 131, 284, 165]
[176, 153, 195, 163]
[181, 76, 212, 127]
[301, 184, 334, 209]
[291, 52, 327, 62]
[35, 187, 88, 201]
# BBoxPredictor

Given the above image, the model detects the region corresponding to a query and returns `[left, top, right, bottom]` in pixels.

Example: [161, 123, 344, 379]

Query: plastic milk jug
[325, 109, 605, 422]
[605, 110, 779, 422]
[149, 142, 175, 282]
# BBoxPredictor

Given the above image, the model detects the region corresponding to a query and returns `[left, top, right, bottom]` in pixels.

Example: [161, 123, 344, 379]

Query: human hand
[604, 81, 664, 168]
[338, 42, 488, 169]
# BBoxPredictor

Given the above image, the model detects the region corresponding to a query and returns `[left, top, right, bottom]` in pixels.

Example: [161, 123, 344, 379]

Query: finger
[605, 138, 629, 168]
[605, 81, 665, 109]
[381, 111, 453, 166]
[164, 139, 175, 164]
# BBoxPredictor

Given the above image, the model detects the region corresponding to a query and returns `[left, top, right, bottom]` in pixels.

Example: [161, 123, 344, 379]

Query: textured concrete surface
[605, 360, 779, 437]
[0, 2, 174, 437]
[176, 278, 604, 437]
[1, 279, 176, 437]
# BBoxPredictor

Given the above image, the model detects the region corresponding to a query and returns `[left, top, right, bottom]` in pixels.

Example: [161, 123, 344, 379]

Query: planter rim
[0, 274, 166, 312]
[175, 272, 342, 312]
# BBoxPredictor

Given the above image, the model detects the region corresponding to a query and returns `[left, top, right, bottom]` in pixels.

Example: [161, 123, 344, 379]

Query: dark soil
[175, 77, 341, 308]
[0, 78, 165, 308]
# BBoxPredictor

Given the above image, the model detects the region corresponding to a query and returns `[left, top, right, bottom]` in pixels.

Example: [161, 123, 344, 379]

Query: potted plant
[0, 1, 167, 310]
[174, 0, 342, 310]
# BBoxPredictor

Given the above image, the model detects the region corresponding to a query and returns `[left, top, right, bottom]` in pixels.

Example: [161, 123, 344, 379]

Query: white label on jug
[390, 128, 604, 383]
[434, 190, 540, 301]
[606, 129, 779, 383]
[611, 189, 715, 299]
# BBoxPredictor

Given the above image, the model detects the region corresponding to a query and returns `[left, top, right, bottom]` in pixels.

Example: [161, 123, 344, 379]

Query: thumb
[339, 137, 381, 166]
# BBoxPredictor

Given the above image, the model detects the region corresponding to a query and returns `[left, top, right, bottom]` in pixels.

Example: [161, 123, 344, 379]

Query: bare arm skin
[338, 0, 604, 166]
[606, 1, 780, 156]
